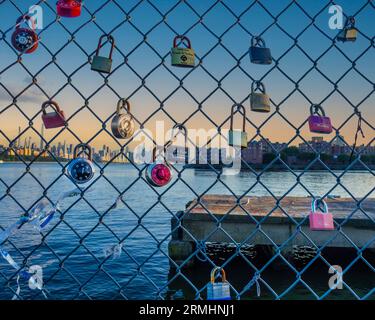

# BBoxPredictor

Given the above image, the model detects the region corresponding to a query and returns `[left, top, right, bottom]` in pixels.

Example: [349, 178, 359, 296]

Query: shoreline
[1, 161, 374, 172]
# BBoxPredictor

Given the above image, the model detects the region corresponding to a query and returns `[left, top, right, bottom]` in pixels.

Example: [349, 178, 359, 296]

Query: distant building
[242, 141, 263, 164]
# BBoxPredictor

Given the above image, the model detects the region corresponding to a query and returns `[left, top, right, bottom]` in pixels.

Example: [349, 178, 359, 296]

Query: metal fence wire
[0, 0, 374, 300]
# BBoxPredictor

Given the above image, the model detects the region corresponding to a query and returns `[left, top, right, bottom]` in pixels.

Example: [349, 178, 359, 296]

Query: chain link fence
[0, 0, 374, 300]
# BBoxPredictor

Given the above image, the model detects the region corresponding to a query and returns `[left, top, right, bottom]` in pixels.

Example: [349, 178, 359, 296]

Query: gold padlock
[171, 35, 195, 68]
[91, 35, 115, 74]
[228, 104, 248, 149]
[250, 81, 271, 113]
[337, 16, 357, 42]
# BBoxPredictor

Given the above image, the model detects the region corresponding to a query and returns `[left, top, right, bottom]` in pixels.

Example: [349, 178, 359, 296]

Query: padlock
[41, 100, 66, 129]
[207, 267, 231, 300]
[250, 81, 271, 113]
[309, 197, 334, 231]
[337, 17, 357, 42]
[145, 147, 172, 187]
[66, 144, 95, 184]
[228, 104, 248, 149]
[11, 15, 39, 54]
[57, 0, 82, 18]
[249, 36, 272, 65]
[111, 99, 135, 139]
[171, 35, 195, 68]
[91, 35, 115, 74]
[308, 104, 333, 134]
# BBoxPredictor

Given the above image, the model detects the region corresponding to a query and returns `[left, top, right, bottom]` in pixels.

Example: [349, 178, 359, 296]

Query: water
[0, 162, 374, 300]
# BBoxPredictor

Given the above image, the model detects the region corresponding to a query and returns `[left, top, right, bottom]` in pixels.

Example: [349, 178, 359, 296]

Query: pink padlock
[309, 198, 334, 231]
[308, 104, 333, 134]
[41, 100, 66, 129]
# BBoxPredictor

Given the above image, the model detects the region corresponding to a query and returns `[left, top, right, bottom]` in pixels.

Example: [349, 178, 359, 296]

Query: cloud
[0, 84, 45, 104]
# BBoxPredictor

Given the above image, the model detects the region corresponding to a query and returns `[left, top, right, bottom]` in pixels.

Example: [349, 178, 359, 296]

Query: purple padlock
[308, 104, 332, 134]
[309, 197, 334, 231]
[41, 100, 66, 129]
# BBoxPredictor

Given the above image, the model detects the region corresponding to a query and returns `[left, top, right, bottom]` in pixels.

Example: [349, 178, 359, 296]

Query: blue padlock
[207, 267, 231, 300]
[66, 143, 95, 184]
[249, 36, 272, 65]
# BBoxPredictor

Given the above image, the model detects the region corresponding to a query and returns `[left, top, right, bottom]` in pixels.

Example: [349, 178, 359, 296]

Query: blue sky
[0, 0, 374, 149]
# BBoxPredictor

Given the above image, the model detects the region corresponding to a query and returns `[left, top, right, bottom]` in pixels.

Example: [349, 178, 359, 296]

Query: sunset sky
[0, 0, 374, 150]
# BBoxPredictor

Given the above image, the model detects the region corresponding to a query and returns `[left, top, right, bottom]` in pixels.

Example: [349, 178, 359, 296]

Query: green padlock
[91, 35, 115, 74]
[171, 35, 195, 68]
[337, 16, 357, 42]
[228, 104, 248, 149]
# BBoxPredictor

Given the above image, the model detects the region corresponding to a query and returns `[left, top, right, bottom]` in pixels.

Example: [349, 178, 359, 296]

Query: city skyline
[0, 0, 374, 150]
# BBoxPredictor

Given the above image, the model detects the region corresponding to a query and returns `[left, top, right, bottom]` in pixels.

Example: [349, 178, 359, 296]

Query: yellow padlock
[337, 16, 357, 42]
[171, 35, 195, 68]
[250, 81, 271, 113]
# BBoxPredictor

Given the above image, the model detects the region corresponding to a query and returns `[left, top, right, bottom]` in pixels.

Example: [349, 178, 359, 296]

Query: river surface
[0, 162, 374, 300]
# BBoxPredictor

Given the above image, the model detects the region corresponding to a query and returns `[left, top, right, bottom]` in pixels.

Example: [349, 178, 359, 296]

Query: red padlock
[57, 0, 82, 18]
[309, 198, 334, 231]
[41, 101, 66, 129]
[145, 147, 172, 187]
[11, 15, 38, 54]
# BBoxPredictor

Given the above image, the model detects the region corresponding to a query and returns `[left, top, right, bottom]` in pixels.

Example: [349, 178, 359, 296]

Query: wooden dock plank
[174, 195, 375, 248]
[185, 195, 375, 226]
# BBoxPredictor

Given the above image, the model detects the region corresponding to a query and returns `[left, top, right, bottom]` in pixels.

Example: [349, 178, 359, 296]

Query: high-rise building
[40, 124, 44, 150]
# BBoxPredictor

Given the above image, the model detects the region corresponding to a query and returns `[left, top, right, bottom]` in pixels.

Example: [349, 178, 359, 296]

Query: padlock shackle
[310, 104, 326, 117]
[173, 35, 192, 49]
[15, 14, 36, 30]
[230, 104, 246, 132]
[251, 80, 266, 94]
[116, 98, 131, 115]
[345, 16, 356, 28]
[210, 267, 227, 284]
[151, 146, 171, 168]
[95, 35, 115, 59]
[251, 36, 266, 48]
[73, 143, 92, 160]
[167, 123, 188, 149]
[311, 197, 329, 214]
[41, 100, 61, 115]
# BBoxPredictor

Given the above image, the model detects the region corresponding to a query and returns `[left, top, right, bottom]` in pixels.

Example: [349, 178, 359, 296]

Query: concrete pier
[168, 195, 375, 265]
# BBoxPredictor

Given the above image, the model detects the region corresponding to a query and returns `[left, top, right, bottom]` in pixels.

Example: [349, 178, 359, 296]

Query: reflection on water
[0, 163, 374, 299]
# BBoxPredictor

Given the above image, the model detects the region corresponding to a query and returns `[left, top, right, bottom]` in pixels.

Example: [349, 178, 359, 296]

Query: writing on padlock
[249, 36, 272, 65]
[171, 35, 195, 68]
[41, 100, 66, 129]
[66, 143, 95, 184]
[12, 15, 39, 54]
[308, 104, 333, 134]
[309, 197, 335, 231]
[111, 99, 135, 139]
[91, 35, 115, 74]
[228, 104, 248, 149]
[250, 81, 271, 113]
[57, 0, 82, 18]
[337, 16, 357, 42]
[207, 267, 231, 300]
